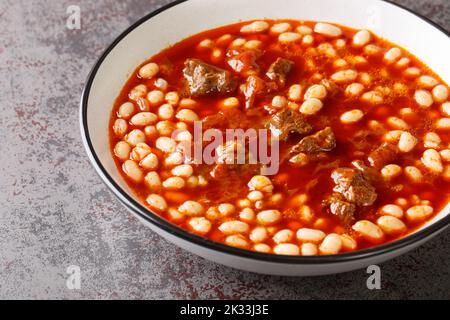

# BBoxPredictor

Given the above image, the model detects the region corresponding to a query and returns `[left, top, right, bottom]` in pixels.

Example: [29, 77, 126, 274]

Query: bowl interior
[83, 0, 450, 241]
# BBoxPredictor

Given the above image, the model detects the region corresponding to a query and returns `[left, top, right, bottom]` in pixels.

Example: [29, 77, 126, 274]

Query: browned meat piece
[242, 75, 277, 109]
[266, 58, 294, 87]
[227, 49, 261, 75]
[290, 127, 336, 154]
[183, 59, 237, 96]
[368, 143, 398, 168]
[202, 109, 253, 130]
[331, 168, 377, 206]
[327, 193, 356, 226]
[351, 160, 381, 184]
[266, 108, 313, 141]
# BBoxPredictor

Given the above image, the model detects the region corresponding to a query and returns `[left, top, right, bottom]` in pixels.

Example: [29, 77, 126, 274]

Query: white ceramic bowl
[80, 0, 450, 276]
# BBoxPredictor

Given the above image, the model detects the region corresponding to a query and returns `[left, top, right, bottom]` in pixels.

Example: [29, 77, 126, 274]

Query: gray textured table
[1, 0, 449, 299]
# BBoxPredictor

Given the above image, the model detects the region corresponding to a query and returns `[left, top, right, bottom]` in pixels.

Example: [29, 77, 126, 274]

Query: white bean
[387, 117, 409, 130]
[331, 69, 357, 83]
[304, 84, 327, 100]
[178, 201, 204, 216]
[273, 229, 294, 244]
[421, 149, 443, 173]
[301, 243, 318, 256]
[171, 164, 193, 178]
[114, 141, 131, 161]
[300, 98, 323, 115]
[414, 90, 433, 107]
[352, 29, 371, 47]
[254, 243, 271, 253]
[256, 210, 281, 225]
[432, 85, 449, 103]
[176, 109, 199, 122]
[296, 228, 326, 243]
[249, 227, 268, 243]
[144, 171, 161, 190]
[404, 166, 423, 183]
[188, 217, 211, 234]
[147, 90, 164, 105]
[361, 91, 384, 104]
[340, 234, 357, 251]
[239, 207, 255, 222]
[424, 132, 441, 148]
[130, 112, 158, 126]
[162, 177, 185, 190]
[398, 131, 417, 152]
[377, 216, 407, 235]
[219, 221, 249, 235]
[436, 118, 450, 130]
[406, 205, 434, 222]
[146, 194, 167, 212]
[379, 204, 404, 218]
[352, 220, 384, 243]
[125, 129, 146, 146]
[381, 164, 402, 180]
[274, 243, 300, 255]
[118, 102, 135, 119]
[225, 234, 248, 248]
[319, 233, 342, 255]
[278, 32, 301, 43]
[218, 203, 236, 216]
[155, 137, 176, 153]
[314, 22, 342, 37]
[248, 175, 273, 193]
[340, 109, 364, 124]
[384, 48, 402, 63]
[345, 83, 365, 97]
[417, 75, 438, 88]
[288, 84, 303, 101]
[270, 22, 292, 34]
[271, 95, 287, 108]
[240, 21, 269, 34]
[158, 104, 174, 120]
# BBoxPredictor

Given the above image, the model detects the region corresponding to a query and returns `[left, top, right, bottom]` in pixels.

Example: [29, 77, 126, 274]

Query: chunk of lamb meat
[183, 59, 237, 96]
[242, 75, 277, 109]
[331, 168, 377, 206]
[351, 160, 381, 184]
[368, 143, 398, 168]
[327, 193, 356, 226]
[289, 127, 336, 166]
[227, 49, 261, 75]
[266, 108, 313, 141]
[266, 58, 294, 87]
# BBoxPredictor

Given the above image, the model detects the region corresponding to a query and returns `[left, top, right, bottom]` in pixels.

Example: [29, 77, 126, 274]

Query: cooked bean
[156, 120, 175, 136]
[304, 84, 327, 100]
[384, 130, 403, 143]
[417, 75, 438, 88]
[296, 228, 326, 243]
[361, 90, 383, 104]
[176, 109, 199, 122]
[404, 166, 423, 183]
[248, 175, 273, 193]
[340, 234, 357, 251]
[113, 119, 128, 136]
[167, 207, 184, 222]
[270, 22, 292, 34]
[222, 97, 240, 109]
[131, 142, 151, 161]
[377, 216, 406, 235]
[118, 102, 135, 119]
[147, 90, 164, 105]
[129, 84, 147, 101]
[278, 32, 301, 43]
[144, 171, 161, 190]
[421, 149, 443, 173]
[273, 229, 294, 244]
[381, 164, 402, 180]
[274, 243, 300, 255]
[440, 149, 450, 162]
[162, 177, 185, 190]
[301, 243, 318, 256]
[364, 44, 382, 56]
[243, 40, 262, 50]
[297, 25, 313, 35]
[398, 131, 417, 152]
[114, 141, 131, 161]
[158, 104, 174, 120]
[387, 117, 409, 130]
[288, 84, 303, 101]
[345, 83, 364, 97]
[300, 98, 323, 115]
[414, 89, 433, 107]
[406, 205, 434, 222]
[155, 137, 176, 153]
[319, 233, 342, 255]
[432, 85, 449, 102]
[380, 204, 404, 218]
[218, 203, 236, 216]
[164, 151, 183, 167]
[384, 48, 402, 63]
[302, 35, 314, 46]
[169, 165, 192, 178]
[247, 190, 264, 202]
[125, 129, 146, 146]
[154, 78, 168, 91]
[189, 217, 211, 234]
[254, 243, 271, 253]
[130, 112, 158, 126]
[146, 194, 168, 212]
[314, 22, 342, 37]
[237, 199, 252, 209]
[404, 67, 421, 78]
[424, 132, 441, 148]
[441, 102, 450, 116]
[272, 95, 287, 109]
[239, 207, 255, 222]
[352, 220, 384, 243]
[340, 109, 364, 124]
[219, 221, 249, 235]
[353, 29, 371, 47]
[139, 62, 159, 79]
[178, 200, 204, 216]
[249, 226, 268, 243]
[436, 118, 450, 130]
[240, 21, 269, 34]
[257, 210, 281, 225]
[179, 98, 197, 109]
[331, 69, 357, 83]
[225, 234, 248, 248]
[395, 57, 410, 69]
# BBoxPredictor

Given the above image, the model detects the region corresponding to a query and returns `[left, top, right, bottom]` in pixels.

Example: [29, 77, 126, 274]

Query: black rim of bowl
[80, 0, 450, 264]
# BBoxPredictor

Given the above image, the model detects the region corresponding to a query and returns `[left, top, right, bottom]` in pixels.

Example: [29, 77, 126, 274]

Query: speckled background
[0, 0, 449, 300]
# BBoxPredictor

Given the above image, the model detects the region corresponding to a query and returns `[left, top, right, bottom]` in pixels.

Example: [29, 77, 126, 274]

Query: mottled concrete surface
[0, 0, 449, 300]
